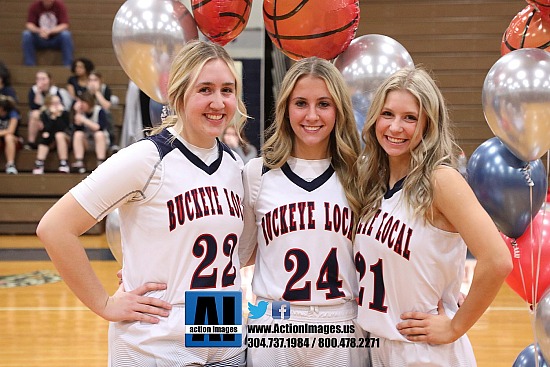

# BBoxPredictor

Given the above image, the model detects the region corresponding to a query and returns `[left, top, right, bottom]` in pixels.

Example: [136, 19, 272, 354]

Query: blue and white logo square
[272, 301, 291, 319]
[185, 291, 242, 347]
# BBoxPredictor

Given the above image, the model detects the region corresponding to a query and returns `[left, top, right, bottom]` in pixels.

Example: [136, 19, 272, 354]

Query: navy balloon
[467, 137, 547, 239]
[513, 344, 549, 367]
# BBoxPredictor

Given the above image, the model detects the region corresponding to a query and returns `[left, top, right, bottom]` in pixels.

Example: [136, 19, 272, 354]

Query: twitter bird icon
[248, 301, 268, 319]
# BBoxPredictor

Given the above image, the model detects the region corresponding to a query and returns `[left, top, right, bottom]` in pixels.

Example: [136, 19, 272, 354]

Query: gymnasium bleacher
[0, 0, 127, 235]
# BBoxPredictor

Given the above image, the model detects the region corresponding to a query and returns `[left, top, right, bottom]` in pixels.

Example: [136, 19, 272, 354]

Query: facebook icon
[272, 301, 291, 319]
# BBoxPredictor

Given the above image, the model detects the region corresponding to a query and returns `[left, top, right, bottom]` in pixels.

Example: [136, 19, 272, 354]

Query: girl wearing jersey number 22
[37, 40, 249, 366]
[239, 57, 367, 367]
[354, 67, 512, 366]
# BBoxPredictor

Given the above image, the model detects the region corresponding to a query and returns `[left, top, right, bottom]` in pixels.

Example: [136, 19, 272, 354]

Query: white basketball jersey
[71, 128, 244, 304]
[354, 180, 466, 340]
[249, 158, 358, 306]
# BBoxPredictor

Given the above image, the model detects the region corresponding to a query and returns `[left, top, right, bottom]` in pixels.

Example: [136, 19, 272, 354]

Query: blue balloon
[513, 344, 549, 367]
[467, 137, 547, 239]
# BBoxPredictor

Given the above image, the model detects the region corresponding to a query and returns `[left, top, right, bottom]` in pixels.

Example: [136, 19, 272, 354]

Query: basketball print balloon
[501, 4, 550, 55]
[526, 0, 550, 22]
[263, 0, 360, 60]
[192, 0, 252, 46]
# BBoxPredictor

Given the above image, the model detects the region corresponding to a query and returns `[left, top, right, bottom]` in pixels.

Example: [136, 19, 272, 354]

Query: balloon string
[530, 183, 540, 367]
[539, 151, 550, 305]
[535, 341, 541, 367]
[520, 162, 537, 309]
[532, 152, 548, 367]
[531, 184, 539, 311]
[535, 153, 550, 309]
[513, 239, 530, 310]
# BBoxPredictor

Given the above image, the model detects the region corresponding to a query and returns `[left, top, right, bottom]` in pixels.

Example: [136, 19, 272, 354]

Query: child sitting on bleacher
[0, 95, 21, 174]
[26, 70, 69, 149]
[87, 70, 119, 152]
[32, 94, 70, 174]
[70, 91, 109, 173]
[0, 61, 18, 102]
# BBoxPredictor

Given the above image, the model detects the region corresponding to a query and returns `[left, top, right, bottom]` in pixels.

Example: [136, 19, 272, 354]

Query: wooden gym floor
[0, 235, 536, 366]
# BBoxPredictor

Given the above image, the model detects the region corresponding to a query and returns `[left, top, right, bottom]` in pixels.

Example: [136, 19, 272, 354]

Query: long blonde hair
[358, 67, 460, 222]
[149, 40, 247, 137]
[263, 57, 362, 216]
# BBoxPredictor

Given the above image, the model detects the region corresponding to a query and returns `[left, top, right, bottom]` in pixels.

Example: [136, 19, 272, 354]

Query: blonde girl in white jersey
[354, 67, 512, 366]
[37, 40, 249, 366]
[239, 57, 366, 367]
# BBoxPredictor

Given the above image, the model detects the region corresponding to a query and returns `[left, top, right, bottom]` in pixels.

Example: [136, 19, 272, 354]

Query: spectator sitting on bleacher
[70, 91, 108, 173]
[66, 57, 94, 101]
[87, 70, 120, 152]
[87, 70, 112, 111]
[32, 94, 70, 174]
[0, 96, 21, 174]
[26, 70, 68, 149]
[0, 61, 18, 102]
[22, 0, 74, 67]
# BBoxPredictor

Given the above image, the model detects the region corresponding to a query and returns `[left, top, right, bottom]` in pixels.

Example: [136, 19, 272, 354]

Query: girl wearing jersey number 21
[239, 57, 367, 367]
[354, 67, 512, 366]
[37, 40, 249, 366]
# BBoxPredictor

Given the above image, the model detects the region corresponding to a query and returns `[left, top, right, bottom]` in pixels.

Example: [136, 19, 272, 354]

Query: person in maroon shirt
[21, 0, 74, 66]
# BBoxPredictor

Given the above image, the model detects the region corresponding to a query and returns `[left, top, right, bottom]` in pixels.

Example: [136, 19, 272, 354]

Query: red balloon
[503, 206, 550, 304]
[263, 0, 360, 60]
[192, 0, 252, 46]
[501, 4, 550, 56]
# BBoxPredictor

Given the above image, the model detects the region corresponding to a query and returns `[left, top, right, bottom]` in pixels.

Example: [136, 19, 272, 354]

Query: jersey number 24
[283, 247, 345, 301]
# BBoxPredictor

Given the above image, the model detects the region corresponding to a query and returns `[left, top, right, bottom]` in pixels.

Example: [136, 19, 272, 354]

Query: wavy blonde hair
[149, 40, 247, 138]
[357, 67, 460, 222]
[263, 57, 362, 216]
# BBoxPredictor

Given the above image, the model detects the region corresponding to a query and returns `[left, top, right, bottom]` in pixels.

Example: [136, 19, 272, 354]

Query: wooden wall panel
[357, 0, 526, 157]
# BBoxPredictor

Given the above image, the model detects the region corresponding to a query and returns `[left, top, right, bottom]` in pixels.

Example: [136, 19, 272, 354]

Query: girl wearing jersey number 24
[354, 67, 512, 366]
[37, 40, 249, 366]
[239, 57, 367, 367]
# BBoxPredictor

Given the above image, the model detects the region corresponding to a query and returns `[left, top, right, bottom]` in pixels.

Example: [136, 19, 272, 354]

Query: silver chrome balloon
[334, 34, 414, 133]
[482, 48, 550, 162]
[112, 0, 198, 103]
[536, 286, 550, 364]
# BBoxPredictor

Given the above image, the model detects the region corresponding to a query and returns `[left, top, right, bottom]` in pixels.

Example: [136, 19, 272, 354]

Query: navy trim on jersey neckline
[220, 141, 237, 161]
[172, 137, 223, 175]
[385, 176, 406, 199]
[148, 129, 234, 175]
[281, 162, 335, 192]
